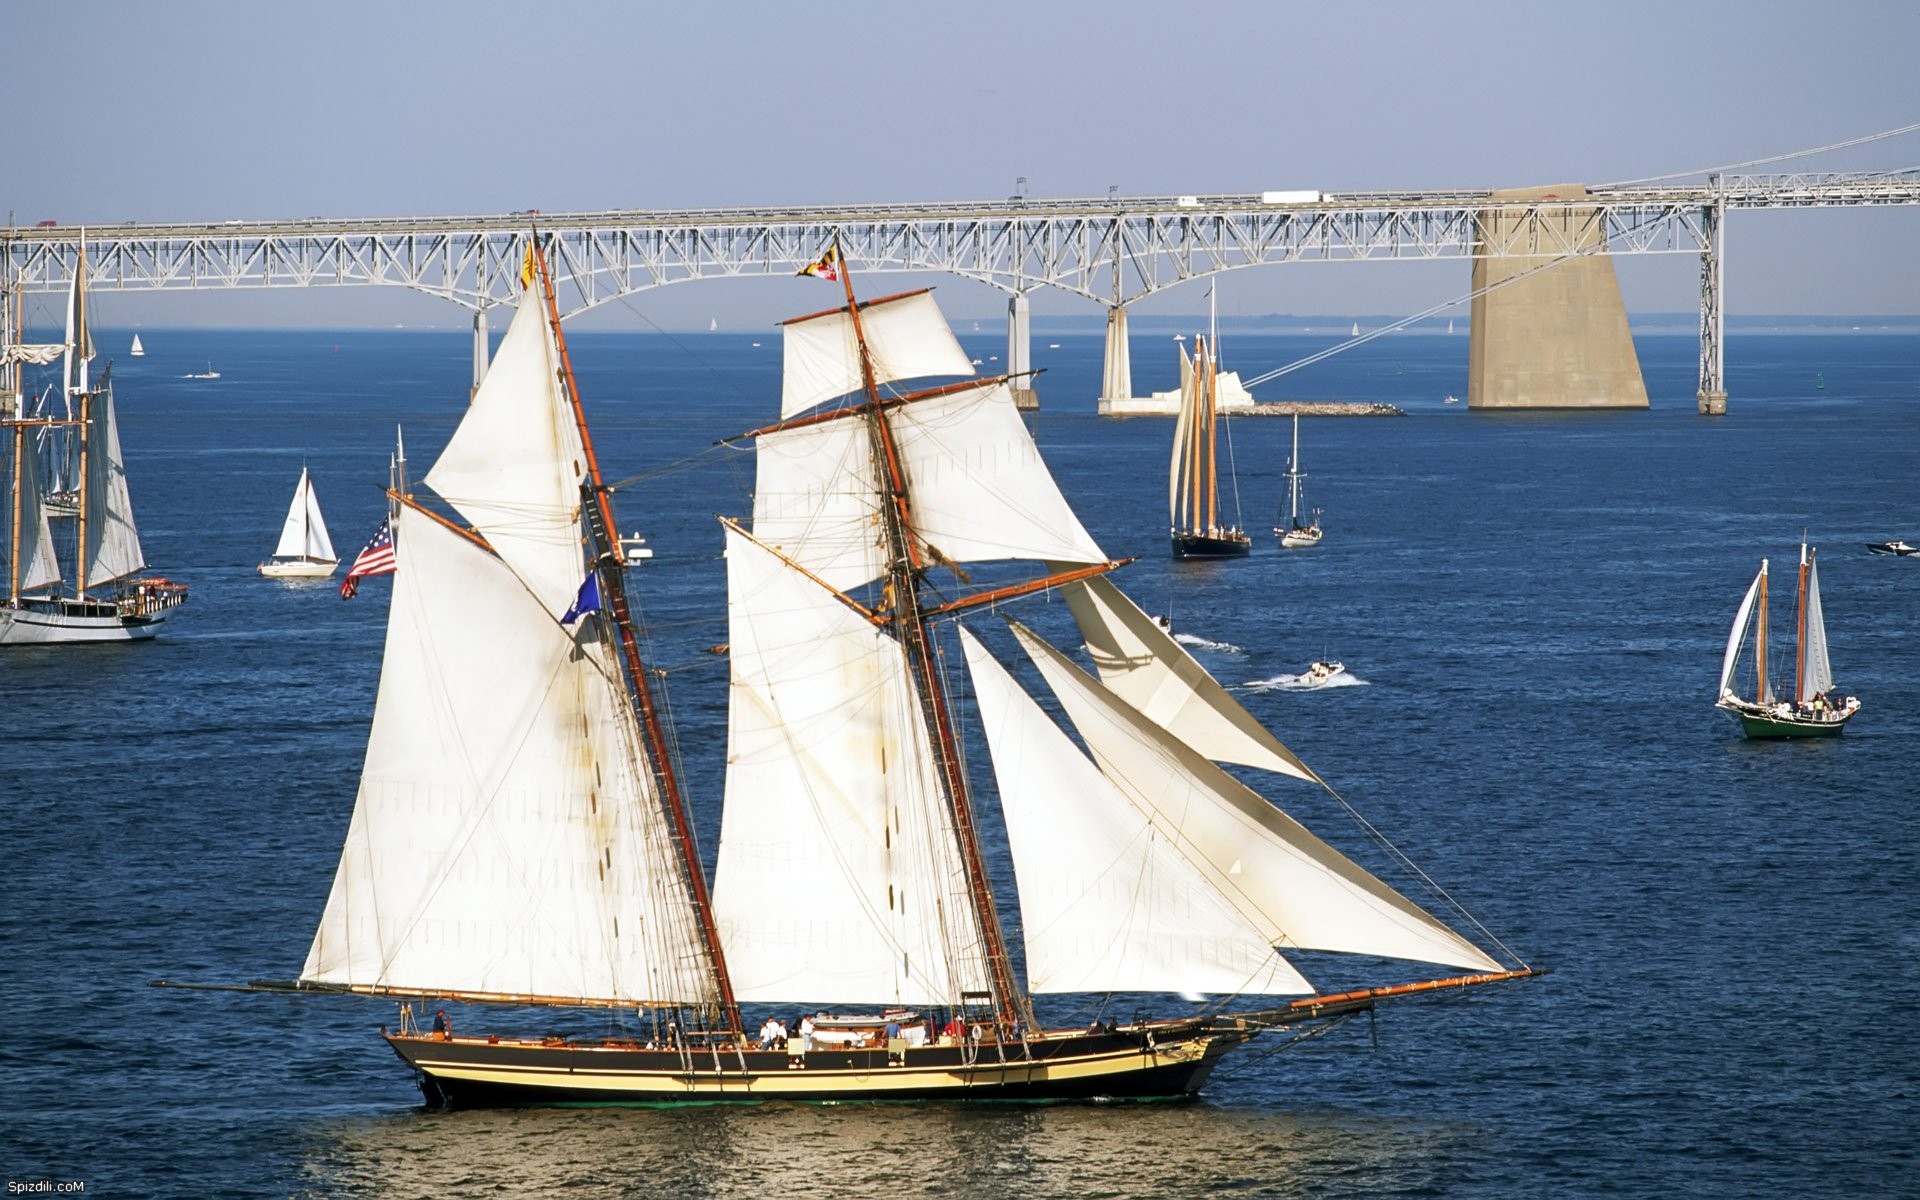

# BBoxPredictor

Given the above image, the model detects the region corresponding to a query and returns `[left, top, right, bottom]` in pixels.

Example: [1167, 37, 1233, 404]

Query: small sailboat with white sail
[1276, 413, 1323, 547]
[198, 240, 1535, 1107]
[183, 361, 219, 380]
[1715, 539, 1860, 738]
[2, 242, 188, 644]
[257, 466, 339, 577]
[129, 333, 144, 356]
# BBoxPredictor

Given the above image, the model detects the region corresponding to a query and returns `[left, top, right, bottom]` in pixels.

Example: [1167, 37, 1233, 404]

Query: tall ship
[2, 245, 187, 644]
[263, 242, 1534, 1106]
[1716, 539, 1860, 738]
[1169, 328, 1251, 560]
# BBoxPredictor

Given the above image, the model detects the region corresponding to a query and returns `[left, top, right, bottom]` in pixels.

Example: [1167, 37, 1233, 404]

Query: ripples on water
[4, 330, 1918, 1196]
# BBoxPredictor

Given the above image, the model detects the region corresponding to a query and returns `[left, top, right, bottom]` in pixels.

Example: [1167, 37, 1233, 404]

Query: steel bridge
[6, 170, 1919, 410]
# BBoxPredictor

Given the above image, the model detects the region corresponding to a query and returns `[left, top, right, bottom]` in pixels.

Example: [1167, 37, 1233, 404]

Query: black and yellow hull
[387, 1018, 1250, 1108]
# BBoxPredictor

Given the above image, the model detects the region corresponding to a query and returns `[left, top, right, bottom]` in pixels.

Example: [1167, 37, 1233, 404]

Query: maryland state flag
[797, 243, 841, 282]
[519, 242, 538, 289]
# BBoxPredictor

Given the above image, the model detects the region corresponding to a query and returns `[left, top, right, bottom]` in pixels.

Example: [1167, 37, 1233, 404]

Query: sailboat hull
[1171, 532, 1252, 560]
[1717, 698, 1859, 739]
[1278, 526, 1323, 548]
[387, 1020, 1248, 1108]
[0, 600, 165, 644]
[258, 557, 339, 578]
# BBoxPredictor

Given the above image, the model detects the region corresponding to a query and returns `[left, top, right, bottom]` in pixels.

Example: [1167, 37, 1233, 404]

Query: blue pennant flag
[561, 570, 602, 625]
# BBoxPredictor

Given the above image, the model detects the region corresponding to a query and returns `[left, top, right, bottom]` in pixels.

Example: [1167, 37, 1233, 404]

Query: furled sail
[1007, 619, 1501, 974]
[752, 379, 1107, 590]
[960, 626, 1314, 996]
[301, 504, 718, 1007]
[423, 291, 586, 618]
[1799, 550, 1832, 702]
[2, 343, 64, 367]
[80, 384, 146, 588]
[11, 422, 62, 593]
[779, 289, 974, 419]
[711, 528, 991, 1005]
[1054, 572, 1318, 782]
[63, 253, 94, 401]
[1718, 565, 1763, 699]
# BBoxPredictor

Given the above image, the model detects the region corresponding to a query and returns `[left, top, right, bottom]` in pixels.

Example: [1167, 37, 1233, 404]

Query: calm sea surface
[3, 326, 1917, 1198]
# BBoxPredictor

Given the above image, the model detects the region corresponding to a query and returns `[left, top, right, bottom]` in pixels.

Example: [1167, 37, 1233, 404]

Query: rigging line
[602, 441, 748, 493]
[1239, 255, 1574, 391]
[1598, 120, 1920, 188]
[1314, 777, 1527, 969]
[1205, 1010, 1362, 1081]
[602, 288, 767, 410]
[1222, 408, 1243, 528]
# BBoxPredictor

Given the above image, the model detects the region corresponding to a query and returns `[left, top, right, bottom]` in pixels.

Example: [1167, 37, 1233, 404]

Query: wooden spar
[724, 372, 1036, 445]
[1246, 966, 1544, 1024]
[718, 515, 881, 624]
[392, 491, 492, 551]
[150, 977, 701, 1011]
[832, 248, 1030, 1033]
[921, 559, 1130, 619]
[1795, 545, 1809, 701]
[1205, 337, 1219, 532]
[529, 235, 743, 1037]
[74, 389, 90, 599]
[1756, 560, 1769, 702]
[779, 286, 937, 328]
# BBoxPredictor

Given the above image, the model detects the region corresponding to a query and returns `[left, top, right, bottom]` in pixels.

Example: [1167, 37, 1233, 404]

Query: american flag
[340, 517, 396, 600]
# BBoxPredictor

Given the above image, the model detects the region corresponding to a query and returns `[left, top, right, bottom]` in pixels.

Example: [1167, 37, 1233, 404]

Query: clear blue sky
[13, 0, 1920, 329]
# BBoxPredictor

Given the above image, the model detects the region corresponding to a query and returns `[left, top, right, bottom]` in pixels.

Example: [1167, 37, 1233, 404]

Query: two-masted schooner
[1716, 539, 1861, 738]
[2, 244, 187, 644]
[264, 241, 1534, 1106]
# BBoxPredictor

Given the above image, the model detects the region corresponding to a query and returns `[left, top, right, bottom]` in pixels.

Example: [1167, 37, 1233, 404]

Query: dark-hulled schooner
[270, 242, 1534, 1106]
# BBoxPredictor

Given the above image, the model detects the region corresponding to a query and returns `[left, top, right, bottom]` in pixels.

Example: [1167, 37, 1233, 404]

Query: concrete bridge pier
[471, 306, 491, 402]
[1468, 183, 1648, 410]
[1697, 192, 1728, 415]
[1097, 303, 1133, 415]
[1007, 290, 1037, 409]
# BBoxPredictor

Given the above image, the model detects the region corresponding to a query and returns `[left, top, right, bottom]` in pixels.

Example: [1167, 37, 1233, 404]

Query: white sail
[273, 468, 314, 558]
[1055, 572, 1318, 782]
[780, 289, 975, 419]
[960, 627, 1314, 996]
[1008, 619, 1502, 974]
[130, 334, 144, 356]
[11, 422, 62, 593]
[303, 471, 336, 561]
[1167, 343, 1195, 529]
[751, 380, 1106, 590]
[423, 291, 586, 618]
[1718, 564, 1763, 699]
[1800, 549, 1833, 702]
[301, 505, 717, 1007]
[80, 385, 146, 588]
[712, 528, 991, 1005]
[64, 254, 93, 400]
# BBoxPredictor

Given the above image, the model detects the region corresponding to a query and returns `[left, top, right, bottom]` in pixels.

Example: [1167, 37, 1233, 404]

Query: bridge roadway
[5, 170, 1918, 406]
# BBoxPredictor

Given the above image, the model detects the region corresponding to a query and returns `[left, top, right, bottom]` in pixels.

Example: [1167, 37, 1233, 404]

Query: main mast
[832, 259, 1029, 1034]
[529, 237, 742, 1036]
[1794, 542, 1810, 701]
[1756, 559, 1769, 701]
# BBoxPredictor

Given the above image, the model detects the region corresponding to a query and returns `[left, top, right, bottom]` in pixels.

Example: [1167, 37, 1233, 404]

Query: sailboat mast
[1289, 415, 1301, 523]
[833, 258, 1028, 1033]
[1755, 559, 1769, 701]
[5, 278, 19, 606]
[529, 237, 742, 1035]
[1794, 541, 1809, 701]
[1205, 338, 1219, 532]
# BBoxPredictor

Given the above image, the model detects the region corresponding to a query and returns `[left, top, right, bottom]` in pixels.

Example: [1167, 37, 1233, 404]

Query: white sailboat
[1276, 414, 1323, 546]
[2, 243, 188, 644]
[256, 241, 1534, 1108]
[130, 333, 144, 356]
[183, 361, 219, 380]
[1715, 539, 1860, 738]
[257, 467, 339, 577]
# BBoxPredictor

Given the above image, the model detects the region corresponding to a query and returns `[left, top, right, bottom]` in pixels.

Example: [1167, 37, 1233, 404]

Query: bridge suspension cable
[1601, 119, 1920, 188]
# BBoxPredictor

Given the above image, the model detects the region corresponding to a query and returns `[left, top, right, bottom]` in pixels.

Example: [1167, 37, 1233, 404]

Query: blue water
[4, 327, 1918, 1197]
